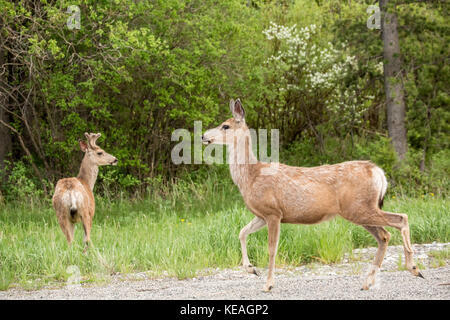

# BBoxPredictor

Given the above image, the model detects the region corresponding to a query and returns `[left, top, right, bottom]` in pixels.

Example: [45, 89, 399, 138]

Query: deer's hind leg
[57, 215, 75, 245]
[362, 226, 391, 290]
[80, 211, 93, 254]
[377, 211, 423, 279]
[353, 209, 423, 290]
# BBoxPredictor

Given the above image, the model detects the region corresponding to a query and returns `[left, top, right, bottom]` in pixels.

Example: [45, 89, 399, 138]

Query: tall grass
[0, 172, 448, 290]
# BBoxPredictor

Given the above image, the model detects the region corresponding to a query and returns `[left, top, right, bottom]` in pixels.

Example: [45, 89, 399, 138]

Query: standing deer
[52, 133, 118, 251]
[202, 99, 423, 292]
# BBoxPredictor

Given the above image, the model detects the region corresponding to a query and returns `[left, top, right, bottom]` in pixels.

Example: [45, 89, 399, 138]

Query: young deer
[202, 99, 423, 292]
[52, 133, 117, 251]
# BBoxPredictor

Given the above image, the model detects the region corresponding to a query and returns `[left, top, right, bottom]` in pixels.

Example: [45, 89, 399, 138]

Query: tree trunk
[0, 46, 12, 172]
[0, 108, 11, 169]
[380, 0, 408, 160]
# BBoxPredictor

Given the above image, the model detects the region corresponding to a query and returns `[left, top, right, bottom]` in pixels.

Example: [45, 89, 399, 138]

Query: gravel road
[1, 243, 449, 300]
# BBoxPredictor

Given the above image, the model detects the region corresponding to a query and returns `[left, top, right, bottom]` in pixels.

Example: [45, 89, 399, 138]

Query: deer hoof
[263, 283, 273, 292]
[362, 276, 376, 290]
[245, 265, 259, 276]
[263, 285, 273, 292]
[410, 266, 424, 278]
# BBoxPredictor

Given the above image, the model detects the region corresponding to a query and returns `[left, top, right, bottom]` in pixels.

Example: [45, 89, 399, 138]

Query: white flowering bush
[262, 22, 368, 137]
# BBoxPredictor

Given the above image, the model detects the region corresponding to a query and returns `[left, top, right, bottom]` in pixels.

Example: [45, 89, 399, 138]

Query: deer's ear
[229, 99, 235, 115]
[231, 98, 245, 122]
[79, 140, 88, 152]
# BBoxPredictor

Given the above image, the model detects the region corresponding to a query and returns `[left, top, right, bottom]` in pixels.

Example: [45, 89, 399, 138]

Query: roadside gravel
[1, 242, 449, 300]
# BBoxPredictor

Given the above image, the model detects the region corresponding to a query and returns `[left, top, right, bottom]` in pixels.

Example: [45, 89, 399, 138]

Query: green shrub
[0, 160, 44, 201]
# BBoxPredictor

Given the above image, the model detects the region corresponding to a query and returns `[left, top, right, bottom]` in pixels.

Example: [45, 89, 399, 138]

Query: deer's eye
[97, 152, 103, 156]
[222, 125, 230, 130]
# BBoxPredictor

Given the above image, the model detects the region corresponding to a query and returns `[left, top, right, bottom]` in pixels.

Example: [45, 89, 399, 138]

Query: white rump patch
[70, 190, 84, 211]
[58, 188, 84, 211]
[371, 166, 388, 202]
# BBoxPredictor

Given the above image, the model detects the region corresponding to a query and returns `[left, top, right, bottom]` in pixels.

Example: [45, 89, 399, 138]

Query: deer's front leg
[264, 216, 281, 292]
[239, 217, 266, 275]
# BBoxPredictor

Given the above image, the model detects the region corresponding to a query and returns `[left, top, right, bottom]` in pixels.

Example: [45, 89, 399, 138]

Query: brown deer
[202, 99, 423, 292]
[52, 133, 117, 252]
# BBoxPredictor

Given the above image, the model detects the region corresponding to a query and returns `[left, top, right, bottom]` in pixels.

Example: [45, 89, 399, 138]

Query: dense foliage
[0, 0, 448, 200]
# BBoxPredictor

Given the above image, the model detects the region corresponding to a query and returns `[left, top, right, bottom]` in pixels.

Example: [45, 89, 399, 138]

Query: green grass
[0, 175, 449, 290]
[428, 248, 450, 268]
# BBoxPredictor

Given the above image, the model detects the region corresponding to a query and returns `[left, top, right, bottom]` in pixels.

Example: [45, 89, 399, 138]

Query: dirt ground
[1, 242, 449, 300]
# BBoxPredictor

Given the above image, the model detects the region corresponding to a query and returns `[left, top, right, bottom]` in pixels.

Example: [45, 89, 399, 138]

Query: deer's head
[202, 99, 248, 146]
[79, 133, 118, 166]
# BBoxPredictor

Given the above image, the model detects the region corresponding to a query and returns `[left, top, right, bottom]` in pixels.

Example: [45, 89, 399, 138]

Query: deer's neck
[228, 134, 258, 193]
[77, 157, 99, 191]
